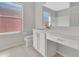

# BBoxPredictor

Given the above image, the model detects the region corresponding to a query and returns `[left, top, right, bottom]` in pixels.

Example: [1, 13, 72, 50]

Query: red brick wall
[0, 7, 21, 33]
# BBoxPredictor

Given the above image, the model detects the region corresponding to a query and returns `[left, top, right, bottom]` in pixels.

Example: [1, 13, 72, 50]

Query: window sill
[0, 31, 21, 35]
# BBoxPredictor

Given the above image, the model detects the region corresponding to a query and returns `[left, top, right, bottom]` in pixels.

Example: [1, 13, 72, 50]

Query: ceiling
[43, 2, 70, 11]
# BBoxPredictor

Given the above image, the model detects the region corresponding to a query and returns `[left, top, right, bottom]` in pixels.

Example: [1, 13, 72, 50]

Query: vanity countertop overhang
[46, 29, 79, 50]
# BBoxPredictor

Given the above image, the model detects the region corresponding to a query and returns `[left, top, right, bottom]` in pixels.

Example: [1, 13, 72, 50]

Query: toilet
[24, 35, 33, 48]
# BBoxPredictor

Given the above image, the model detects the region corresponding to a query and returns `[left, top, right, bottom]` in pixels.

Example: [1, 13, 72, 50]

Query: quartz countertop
[46, 30, 79, 50]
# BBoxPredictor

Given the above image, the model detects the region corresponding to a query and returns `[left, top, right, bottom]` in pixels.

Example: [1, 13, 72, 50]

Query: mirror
[42, 2, 79, 27]
[42, 9, 52, 28]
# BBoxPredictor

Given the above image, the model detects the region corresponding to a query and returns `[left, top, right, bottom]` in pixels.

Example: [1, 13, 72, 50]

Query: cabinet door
[39, 32, 46, 56]
[33, 30, 38, 50]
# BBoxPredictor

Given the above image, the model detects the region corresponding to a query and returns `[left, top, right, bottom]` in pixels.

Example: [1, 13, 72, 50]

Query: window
[0, 3, 22, 33]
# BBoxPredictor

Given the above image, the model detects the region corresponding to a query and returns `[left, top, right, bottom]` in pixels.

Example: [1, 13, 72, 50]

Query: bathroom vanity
[33, 27, 79, 57]
[33, 29, 56, 57]
[46, 30, 79, 50]
[32, 2, 79, 57]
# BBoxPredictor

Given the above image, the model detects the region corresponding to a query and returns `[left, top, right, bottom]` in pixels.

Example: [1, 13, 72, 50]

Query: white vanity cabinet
[33, 29, 56, 57]
[33, 29, 46, 56]
[38, 30, 46, 56]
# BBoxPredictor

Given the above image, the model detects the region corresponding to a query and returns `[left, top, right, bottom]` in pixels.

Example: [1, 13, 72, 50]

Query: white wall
[23, 2, 35, 35]
[0, 33, 24, 50]
[35, 3, 43, 29]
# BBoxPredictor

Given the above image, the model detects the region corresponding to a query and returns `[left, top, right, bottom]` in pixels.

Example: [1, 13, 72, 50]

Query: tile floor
[0, 45, 42, 57]
[0, 44, 62, 57]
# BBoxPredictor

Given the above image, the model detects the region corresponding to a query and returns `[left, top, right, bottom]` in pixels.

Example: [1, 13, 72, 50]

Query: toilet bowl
[24, 35, 33, 48]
